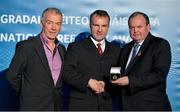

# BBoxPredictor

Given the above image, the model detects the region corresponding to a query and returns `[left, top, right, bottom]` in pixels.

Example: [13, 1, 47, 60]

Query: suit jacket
[6, 34, 66, 111]
[63, 37, 121, 111]
[119, 33, 171, 111]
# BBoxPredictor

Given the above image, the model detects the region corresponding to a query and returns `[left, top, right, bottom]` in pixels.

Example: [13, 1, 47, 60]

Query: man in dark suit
[6, 7, 66, 111]
[112, 11, 172, 111]
[63, 10, 121, 110]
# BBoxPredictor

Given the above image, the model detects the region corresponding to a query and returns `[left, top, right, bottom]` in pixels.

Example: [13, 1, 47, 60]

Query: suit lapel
[124, 34, 152, 75]
[58, 45, 65, 62]
[56, 45, 65, 87]
[102, 40, 111, 57]
[33, 36, 67, 87]
[83, 37, 100, 56]
[122, 43, 133, 75]
[33, 36, 52, 77]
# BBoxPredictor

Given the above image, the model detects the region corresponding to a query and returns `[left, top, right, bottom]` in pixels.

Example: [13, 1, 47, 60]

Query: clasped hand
[88, 79, 105, 94]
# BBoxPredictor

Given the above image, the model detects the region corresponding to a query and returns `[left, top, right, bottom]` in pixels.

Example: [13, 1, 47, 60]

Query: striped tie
[97, 43, 102, 55]
[130, 43, 139, 62]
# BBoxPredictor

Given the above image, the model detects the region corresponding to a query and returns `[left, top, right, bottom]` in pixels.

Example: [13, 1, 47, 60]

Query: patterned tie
[130, 43, 140, 62]
[97, 43, 103, 55]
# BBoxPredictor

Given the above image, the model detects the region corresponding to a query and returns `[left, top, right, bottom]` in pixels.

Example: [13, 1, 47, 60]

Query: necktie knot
[134, 43, 140, 50]
[130, 43, 140, 62]
[97, 43, 103, 55]
[97, 43, 101, 47]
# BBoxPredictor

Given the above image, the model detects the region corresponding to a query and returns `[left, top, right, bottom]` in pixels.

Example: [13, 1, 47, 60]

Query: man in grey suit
[63, 10, 121, 110]
[112, 11, 172, 111]
[6, 7, 66, 111]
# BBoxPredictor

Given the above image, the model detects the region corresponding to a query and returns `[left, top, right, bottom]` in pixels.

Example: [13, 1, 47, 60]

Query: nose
[98, 26, 102, 32]
[133, 27, 138, 33]
[51, 23, 56, 30]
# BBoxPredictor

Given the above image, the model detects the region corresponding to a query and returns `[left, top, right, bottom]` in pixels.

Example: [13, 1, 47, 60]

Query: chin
[47, 36, 55, 40]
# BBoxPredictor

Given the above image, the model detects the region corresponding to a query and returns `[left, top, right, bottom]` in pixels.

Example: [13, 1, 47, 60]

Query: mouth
[133, 34, 140, 37]
[49, 31, 57, 34]
[96, 32, 103, 36]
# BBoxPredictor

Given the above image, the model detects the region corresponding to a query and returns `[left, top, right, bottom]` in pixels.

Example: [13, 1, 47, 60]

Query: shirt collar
[134, 39, 144, 46]
[90, 36, 105, 48]
[40, 32, 59, 46]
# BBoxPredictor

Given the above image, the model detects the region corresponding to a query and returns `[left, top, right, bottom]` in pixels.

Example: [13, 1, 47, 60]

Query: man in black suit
[6, 7, 66, 111]
[112, 11, 172, 111]
[63, 10, 121, 110]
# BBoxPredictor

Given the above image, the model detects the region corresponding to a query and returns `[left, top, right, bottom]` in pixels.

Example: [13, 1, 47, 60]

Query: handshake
[88, 79, 105, 94]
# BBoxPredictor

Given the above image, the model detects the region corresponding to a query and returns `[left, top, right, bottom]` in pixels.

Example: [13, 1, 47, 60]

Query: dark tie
[97, 43, 103, 55]
[130, 43, 139, 62]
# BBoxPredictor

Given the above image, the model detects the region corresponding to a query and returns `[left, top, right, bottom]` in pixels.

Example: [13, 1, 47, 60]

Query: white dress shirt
[90, 36, 105, 53]
[125, 40, 144, 69]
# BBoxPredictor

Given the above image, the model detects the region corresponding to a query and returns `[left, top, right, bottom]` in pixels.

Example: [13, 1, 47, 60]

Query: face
[90, 15, 109, 42]
[41, 11, 62, 40]
[128, 15, 150, 43]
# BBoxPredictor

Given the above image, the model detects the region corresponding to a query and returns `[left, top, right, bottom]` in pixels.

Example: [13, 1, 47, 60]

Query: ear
[40, 20, 43, 28]
[89, 23, 92, 29]
[147, 24, 151, 31]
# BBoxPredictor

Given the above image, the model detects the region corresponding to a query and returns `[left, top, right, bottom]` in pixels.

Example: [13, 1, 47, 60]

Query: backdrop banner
[0, 0, 180, 110]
